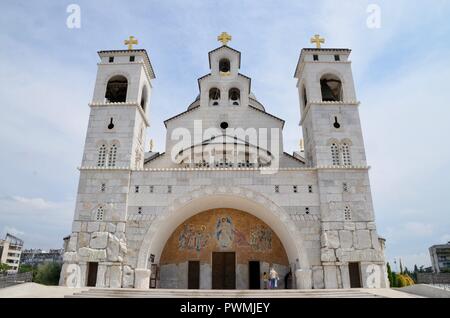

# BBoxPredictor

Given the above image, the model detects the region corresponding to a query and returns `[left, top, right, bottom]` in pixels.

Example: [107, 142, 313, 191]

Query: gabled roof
[208, 45, 241, 69]
[163, 104, 285, 128]
[196, 72, 251, 93]
[163, 105, 200, 127]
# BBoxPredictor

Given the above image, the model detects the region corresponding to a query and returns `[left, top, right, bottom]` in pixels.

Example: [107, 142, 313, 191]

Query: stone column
[295, 268, 312, 289]
[134, 268, 151, 289]
[96, 263, 108, 288]
[323, 265, 338, 289]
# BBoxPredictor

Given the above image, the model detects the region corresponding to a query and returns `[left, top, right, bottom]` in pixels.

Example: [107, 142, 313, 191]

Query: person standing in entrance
[262, 272, 269, 289]
[269, 267, 279, 289]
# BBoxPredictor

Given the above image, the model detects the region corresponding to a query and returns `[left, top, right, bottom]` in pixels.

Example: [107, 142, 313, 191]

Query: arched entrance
[159, 208, 289, 289]
[135, 186, 312, 289]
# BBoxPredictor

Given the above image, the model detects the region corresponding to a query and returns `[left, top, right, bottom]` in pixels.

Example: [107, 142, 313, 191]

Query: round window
[220, 122, 229, 130]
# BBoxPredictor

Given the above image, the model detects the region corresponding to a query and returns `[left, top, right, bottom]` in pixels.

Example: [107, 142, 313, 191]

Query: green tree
[34, 263, 62, 285]
[391, 272, 398, 287]
[0, 263, 11, 274]
[386, 262, 394, 287]
[18, 264, 34, 273]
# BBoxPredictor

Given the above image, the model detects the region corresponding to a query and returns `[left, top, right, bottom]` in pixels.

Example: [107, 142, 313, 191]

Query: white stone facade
[60, 43, 389, 290]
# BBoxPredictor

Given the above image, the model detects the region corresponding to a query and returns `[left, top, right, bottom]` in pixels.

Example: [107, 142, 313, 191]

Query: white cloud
[1, 226, 25, 237]
[8, 196, 58, 210]
[440, 234, 450, 244]
[404, 222, 434, 237]
[0, 195, 74, 249]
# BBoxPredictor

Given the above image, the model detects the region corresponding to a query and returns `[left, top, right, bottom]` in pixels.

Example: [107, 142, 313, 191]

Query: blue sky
[1, 0, 449, 269]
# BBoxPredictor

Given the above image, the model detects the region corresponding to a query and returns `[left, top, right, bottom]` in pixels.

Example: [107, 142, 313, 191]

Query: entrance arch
[135, 186, 312, 289]
[159, 208, 290, 289]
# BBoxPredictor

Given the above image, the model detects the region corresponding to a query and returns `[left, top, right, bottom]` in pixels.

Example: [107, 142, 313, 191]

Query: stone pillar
[295, 269, 312, 289]
[110, 264, 123, 288]
[96, 263, 108, 288]
[323, 265, 338, 289]
[339, 264, 350, 289]
[134, 268, 151, 289]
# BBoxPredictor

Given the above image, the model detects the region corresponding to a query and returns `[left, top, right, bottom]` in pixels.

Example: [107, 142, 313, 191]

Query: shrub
[34, 263, 62, 285]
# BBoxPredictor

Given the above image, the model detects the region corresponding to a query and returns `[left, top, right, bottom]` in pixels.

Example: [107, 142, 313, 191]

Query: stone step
[66, 288, 383, 298]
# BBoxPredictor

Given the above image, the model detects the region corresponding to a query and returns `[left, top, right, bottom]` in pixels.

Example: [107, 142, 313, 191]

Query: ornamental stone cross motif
[124, 36, 138, 50]
[217, 32, 232, 46]
[310, 34, 325, 48]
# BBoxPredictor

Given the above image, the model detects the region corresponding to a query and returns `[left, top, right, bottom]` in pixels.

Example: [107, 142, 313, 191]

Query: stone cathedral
[60, 33, 389, 290]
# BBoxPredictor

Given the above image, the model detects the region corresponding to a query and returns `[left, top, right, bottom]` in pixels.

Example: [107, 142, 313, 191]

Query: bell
[321, 80, 337, 101]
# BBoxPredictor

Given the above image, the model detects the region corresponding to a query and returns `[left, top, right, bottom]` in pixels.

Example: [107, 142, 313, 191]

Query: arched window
[95, 206, 104, 221]
[140, 86, 148, 111]
[108, 144, 117, 167]
[97, 144, 107, 167]
[105, 75, 128, 103]
[344, 206, 352, 221]
[209, 88, 220, 106]
[219, 58, 230, 73]
[229, 88, 240, 106]
[302, 85, 308, 110]
[342, 143, 352, 166]
[331, 143, 340, 166]
[320, 74, 343, 102]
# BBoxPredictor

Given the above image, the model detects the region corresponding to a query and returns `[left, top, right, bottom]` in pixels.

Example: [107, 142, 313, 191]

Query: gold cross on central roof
[217, 32, 232, 46]
[124, 36, 138, 50]
[310, 34, 325, 48]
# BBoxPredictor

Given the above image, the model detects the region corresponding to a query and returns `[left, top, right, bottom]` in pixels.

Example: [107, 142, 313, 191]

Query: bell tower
[294, 36, 388, 289]
[61, 38, 156, 288]
[294, 36, 365, 168]
[82, 37, 155, 170]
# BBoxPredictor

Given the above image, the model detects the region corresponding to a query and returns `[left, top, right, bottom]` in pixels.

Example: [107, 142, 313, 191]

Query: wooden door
[349, 262, 362, 288]
[249, 261, 261, 289]
[212, 252, 236, 289]
[87, 262, 98, 287]
[188, 261, 200, 289]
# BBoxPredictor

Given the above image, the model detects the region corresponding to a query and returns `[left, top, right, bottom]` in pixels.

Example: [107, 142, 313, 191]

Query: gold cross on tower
[124, 36, 138, 50]
[217, 32, 232, 46]
[310, 34, 325, 48]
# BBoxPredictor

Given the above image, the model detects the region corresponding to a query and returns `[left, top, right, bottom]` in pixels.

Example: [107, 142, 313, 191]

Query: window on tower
[105, 75, 128, 103]
[108, 144, 118, 167]
[209, 88, 220, 106]
[344, 206, 352, 221]
[97, 144, 107, 167]
[229, 88, 240, 106]
[302, 85, 308, 110]
[95, 206, 104, 221]
[219, 58, 230, 73]
[320, 74, 343, 102]
[331, 143, 340, 166]
[342, 143, 352, 166]
[140, 86, 148, 111]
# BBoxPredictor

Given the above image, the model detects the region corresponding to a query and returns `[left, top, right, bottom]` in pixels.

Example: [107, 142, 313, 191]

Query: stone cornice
[89, 101, 150, 127]
[78, 165, 370, 172]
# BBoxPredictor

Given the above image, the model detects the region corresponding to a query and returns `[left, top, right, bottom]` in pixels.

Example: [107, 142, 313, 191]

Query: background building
[429, 242, 450, 273]
[20, 249, 64, 267]
[0, 233, 24, 273]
